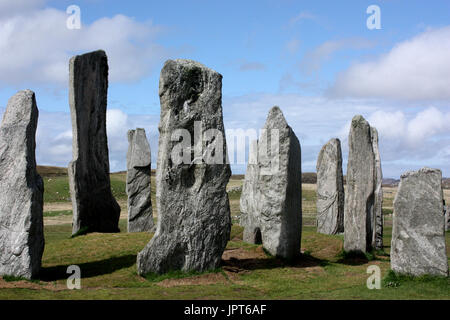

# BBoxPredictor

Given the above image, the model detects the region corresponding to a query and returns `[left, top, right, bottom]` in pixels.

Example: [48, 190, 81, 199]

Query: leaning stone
[344, 115, 375, 253]
[126, 128, 153, 233]
[316, 138, 344, 235]
[391, 168, 448, 277]
[241, 106, 302, 260]
[371, 127, 383, 250]
[137, 59, 231, 275]
[68, 50, 120, 235]
[0, 90, 44, 279]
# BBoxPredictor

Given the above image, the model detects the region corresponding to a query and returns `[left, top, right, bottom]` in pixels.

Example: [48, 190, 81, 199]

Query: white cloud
[300, 38, 374, 75]
[0, 7, 170, 86]
[330, 26, 450, 100]
[288, 11, 316, 27]
[0, 0, 46, 17]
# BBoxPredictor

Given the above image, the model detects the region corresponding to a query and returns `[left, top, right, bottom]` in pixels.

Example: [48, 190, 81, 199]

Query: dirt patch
[44, 202, 72, 212]
[156, 272, 227, 288]
[0, 278, 67, 291]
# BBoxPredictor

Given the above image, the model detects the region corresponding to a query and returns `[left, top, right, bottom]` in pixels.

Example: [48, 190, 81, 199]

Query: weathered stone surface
[445, 205, 450, 232]
[137, 59, 231, 275]
[371, 127, 383, 250]
[240, 106, 302, 260]
[126, 128, 153, 233]
[316, 138, 344, 235]
[240, 140, 260, 243]
[344, 115, 375, 253]
[0, 90, 44, 279]
[391, 168, 448, 277]
[68, 50, 120, 235]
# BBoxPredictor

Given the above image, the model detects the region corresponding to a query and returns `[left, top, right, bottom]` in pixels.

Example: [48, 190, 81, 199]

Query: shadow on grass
[39, 254, 136, 281]
[221, 251, 329, 272]
[335, 250, 372, 266]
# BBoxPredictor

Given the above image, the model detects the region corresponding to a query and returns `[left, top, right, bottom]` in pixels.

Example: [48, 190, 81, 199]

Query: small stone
[391, 167, 448, 277]
[127, 128, 153, 233]
[68, 50, 120, 235]
[137, 59, 231, 275]
[316, 138, 344, 235]
[0, 90, 44, 279]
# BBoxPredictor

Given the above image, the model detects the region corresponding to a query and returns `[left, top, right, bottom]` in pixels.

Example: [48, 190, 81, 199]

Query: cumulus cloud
[0, 6, 170, 86]
[329, 26, 450, 100]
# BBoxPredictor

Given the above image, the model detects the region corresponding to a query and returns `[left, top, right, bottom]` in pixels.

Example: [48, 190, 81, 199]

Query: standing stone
[344, 115, 375, 253]
[445, 204, 450, 232]
[391, 168, 448, 277]
[126, 128, 153, 233]
[137, 59, 231, 275]
[316, 138, 344, 235]
[371, 127, 383, 250]
[0, 90, 44, 279]
[240, 106, 302, 260]
[240, 140, 261, 243]
[68, 50, 120, 235]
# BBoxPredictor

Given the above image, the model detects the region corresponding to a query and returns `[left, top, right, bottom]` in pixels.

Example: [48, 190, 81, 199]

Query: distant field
[1, 166, 446, 300]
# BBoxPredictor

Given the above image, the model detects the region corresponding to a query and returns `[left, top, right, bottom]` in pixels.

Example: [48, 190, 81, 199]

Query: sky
[0, 0, 449, 178]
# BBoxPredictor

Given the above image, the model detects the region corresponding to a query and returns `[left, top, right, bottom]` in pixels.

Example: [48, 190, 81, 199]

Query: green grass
[2, 170, 448, 300]
[43, 210, 72, 217]
[43, 173, 128, 203]
[0, 221, 447, 300]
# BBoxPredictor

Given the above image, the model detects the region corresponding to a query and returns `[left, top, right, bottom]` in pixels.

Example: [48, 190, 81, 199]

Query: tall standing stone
[240, 106, 302, 260]
[137, 59, 231, 275]
[344, 115, 375, 253]
[68, 50, 120, 235]
[391, 168, 448, 277]
[316, 138, 344, 235]
[0, 90, 44, 279]
[126, 128, 153, 232]
[371, 127, 383, 250]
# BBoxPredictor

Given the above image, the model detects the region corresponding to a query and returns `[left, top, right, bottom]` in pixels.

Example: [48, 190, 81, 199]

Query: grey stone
[391, 168, 448, 277]
[68, 50, 120, 235]
[137, 59, 231, 275]
[316, 138, 344, 235]
[371, 127, 384, 250]
[0, 90, 44, 279]
[240, 140, 260, 243]
[126, 128, 153, 233]
[240, 106, 302, 260]
[344, 115, 375, 253]
[445, 205, 449, 232]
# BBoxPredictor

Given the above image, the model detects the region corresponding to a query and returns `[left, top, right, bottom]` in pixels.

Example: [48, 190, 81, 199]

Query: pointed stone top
[2, 90, 37, 127]
[265, 106, 288, 129]
[351, 114, 371, 130]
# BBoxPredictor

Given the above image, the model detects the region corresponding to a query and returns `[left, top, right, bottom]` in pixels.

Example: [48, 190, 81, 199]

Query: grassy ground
[0, 169, 448, 300]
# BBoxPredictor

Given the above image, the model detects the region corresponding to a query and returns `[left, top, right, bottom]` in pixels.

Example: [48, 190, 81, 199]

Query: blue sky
[0, 0, 449, 177]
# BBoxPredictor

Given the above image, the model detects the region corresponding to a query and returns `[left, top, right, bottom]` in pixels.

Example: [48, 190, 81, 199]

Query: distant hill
[37, 166, 68, 177]
[36, 165, 450, 189]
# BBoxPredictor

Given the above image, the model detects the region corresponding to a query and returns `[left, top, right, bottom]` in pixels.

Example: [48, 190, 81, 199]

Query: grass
[43, 210, 72, 217]
[0, 168, 447, 300]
